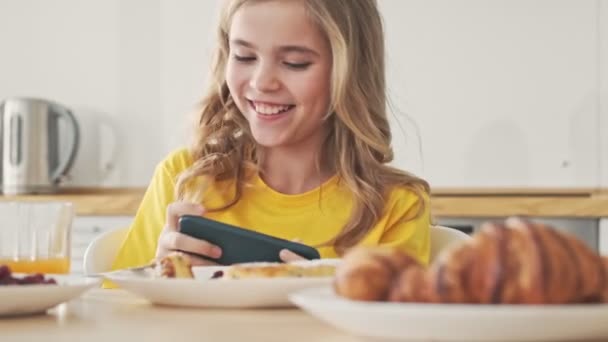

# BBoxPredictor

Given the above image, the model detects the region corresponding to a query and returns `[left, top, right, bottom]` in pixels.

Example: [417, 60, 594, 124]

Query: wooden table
[0, 289, 357, 342]
[2, 289, 605, 342]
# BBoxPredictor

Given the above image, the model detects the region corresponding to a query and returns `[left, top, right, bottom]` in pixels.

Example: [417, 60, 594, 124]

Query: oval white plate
[289, 286, 608, 342]
[0, 274, 101, 317]
[108, 259, 340, 308]
[107, 275, 331, 308]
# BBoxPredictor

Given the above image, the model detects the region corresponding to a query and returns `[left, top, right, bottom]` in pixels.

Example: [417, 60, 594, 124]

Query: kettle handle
[50, 104, 80, 183]
[0, 102, 3, 188]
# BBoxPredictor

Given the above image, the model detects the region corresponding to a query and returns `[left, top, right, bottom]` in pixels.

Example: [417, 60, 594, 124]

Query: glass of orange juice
[0, 201, 73, 274]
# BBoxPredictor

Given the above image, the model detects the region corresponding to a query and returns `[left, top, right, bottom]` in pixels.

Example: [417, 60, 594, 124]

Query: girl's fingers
[158, 231, 222, 259]
[165, 202, 205, 231]
[279, 249, 306, 262]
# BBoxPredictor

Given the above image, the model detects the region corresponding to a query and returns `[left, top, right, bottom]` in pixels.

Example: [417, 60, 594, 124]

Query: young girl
[111, 0, 431, 271]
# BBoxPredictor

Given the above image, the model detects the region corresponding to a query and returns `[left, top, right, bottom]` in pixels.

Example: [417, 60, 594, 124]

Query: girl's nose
[249, 63, 281, 92]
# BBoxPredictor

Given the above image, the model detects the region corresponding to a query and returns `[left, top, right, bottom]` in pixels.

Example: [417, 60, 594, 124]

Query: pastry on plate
[155, 252, 194, 279]
[220, 261, 336, 279]
[334, 217, 608, 304]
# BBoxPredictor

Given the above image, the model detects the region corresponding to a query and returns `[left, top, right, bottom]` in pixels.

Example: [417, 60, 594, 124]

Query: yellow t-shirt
[111, 148, 430, 271]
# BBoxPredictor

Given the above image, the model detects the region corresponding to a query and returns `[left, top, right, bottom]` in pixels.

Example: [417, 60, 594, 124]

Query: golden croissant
[334, 217, 608, 304]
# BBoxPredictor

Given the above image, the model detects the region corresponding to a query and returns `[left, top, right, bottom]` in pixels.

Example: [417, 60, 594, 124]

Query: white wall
[381, 0, 601, 187]
[600, 0, 608, 188]
[0, 0, 163, 186]
[0, 0, 605, 188]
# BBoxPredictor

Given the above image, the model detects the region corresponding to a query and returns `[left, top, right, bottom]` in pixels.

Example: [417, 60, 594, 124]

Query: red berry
[0, 265, 11, 279]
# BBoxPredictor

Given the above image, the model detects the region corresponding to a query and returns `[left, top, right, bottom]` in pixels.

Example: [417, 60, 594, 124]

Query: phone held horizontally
[178, 215, 320, 265]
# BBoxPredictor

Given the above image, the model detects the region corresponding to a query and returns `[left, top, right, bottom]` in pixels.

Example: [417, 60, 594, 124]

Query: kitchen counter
[1, 187, 608, 217]
[0, 188, 145, 216]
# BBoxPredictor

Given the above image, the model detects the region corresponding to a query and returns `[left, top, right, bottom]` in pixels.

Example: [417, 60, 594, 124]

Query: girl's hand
[156, 202, 222, 266]
[279, 249, 307, 262]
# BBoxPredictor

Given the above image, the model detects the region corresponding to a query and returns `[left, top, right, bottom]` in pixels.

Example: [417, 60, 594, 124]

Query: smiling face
[225, 0, 332, 149]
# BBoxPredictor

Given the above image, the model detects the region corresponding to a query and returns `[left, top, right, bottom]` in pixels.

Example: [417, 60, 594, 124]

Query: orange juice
[0, 258, 70, 274]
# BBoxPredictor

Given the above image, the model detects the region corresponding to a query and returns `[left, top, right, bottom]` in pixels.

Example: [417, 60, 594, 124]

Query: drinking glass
[0, 201, 73, 274]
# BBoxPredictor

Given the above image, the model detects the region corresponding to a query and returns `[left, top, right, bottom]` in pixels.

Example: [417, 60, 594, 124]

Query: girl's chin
[251, 138, 288, 148]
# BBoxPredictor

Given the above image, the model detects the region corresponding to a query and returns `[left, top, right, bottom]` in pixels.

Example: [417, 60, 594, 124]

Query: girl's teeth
[254, 103, 290, 115]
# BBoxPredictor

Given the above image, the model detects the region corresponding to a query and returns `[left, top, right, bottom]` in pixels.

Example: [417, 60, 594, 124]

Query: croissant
[334, 217, 608, 304]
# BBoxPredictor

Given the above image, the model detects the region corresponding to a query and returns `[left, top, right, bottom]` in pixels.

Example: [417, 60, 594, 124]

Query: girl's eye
[284, 62, 311, 70]
[234, 55, 256, 63]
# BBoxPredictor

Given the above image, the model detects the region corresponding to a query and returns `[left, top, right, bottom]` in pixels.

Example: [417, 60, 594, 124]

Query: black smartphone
[178, 215, 320, 265]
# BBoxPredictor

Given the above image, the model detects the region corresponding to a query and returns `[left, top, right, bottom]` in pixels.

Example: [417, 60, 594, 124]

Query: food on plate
[219, 262, 336, 279]
[153, 251, 335, 280]
[334, 217, 608, 304]
[0, 264, 57, 285]
[333, 247, 421, 301]
[154, 252, 194, 279]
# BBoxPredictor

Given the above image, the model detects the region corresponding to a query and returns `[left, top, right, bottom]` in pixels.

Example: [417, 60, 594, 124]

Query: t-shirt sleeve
[378, 190, 431, 265]
[110, 158, 178, 271]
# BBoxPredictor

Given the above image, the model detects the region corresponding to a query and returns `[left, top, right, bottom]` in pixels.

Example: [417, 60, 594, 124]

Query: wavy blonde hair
[176, 0, 430, 254]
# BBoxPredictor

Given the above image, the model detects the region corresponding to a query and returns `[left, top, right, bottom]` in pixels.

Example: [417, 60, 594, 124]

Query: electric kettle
[0, 97, 80, 194]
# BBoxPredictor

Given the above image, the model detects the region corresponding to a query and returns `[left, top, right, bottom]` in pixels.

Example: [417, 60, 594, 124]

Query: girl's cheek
[228, 65, 251, 87]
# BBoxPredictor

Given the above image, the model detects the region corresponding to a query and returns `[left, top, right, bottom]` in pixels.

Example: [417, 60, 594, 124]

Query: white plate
[107, 259, 340, 308]
[0, 274, 101, 317]
[290, 286, 608, 342]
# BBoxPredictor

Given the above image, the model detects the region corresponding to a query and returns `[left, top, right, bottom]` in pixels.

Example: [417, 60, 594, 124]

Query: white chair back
[430, 225, 471, 262]
[83, 227, 129, 275]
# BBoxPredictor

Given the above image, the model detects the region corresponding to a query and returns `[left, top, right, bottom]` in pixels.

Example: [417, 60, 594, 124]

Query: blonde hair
[176, 0, 430, 254]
